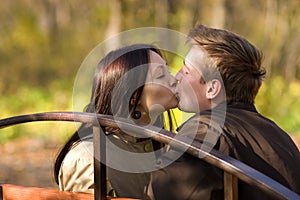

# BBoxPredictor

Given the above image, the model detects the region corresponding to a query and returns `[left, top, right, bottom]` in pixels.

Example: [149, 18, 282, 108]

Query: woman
[53, 44, 178, 198]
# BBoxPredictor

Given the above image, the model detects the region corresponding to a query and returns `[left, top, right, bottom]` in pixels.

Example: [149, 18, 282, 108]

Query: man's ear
[206, 79, 222, 99]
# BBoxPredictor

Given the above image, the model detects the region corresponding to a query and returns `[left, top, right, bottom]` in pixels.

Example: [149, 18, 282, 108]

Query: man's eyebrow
[183, 59, 193, 70]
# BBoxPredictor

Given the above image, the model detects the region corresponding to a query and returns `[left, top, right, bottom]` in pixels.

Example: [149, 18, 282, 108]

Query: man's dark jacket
[149, 102, 300, 200]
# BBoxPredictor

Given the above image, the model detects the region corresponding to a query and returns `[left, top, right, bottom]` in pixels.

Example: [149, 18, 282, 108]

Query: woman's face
[140, 51, 178, 112]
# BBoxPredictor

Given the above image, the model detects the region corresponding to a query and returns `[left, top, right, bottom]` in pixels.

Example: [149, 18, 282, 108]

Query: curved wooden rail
[0, 112, 299, 200]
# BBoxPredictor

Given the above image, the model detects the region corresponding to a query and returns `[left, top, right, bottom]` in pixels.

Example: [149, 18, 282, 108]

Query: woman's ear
[206, 79, 222, 99]
[130, 98, 136, 107]
[130, 96, 141, 107]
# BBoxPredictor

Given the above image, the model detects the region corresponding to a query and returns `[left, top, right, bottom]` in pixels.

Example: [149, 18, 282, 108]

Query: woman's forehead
[149, 50, 166, 65]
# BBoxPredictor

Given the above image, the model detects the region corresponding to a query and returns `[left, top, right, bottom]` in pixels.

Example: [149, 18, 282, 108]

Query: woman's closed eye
[153, 65, 165, 79]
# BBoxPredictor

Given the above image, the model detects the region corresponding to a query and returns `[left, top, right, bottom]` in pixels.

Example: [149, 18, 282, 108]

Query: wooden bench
[0, 184, 138, 200]
[0, 112, 299, 200]
[0, 184, 93, 200]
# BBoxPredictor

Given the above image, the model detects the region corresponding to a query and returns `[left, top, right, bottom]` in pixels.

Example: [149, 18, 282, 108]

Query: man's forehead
[185, 45, 206, 72]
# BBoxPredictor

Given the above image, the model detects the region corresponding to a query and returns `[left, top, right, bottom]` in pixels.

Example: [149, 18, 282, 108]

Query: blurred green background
[0, 0, 300, 143]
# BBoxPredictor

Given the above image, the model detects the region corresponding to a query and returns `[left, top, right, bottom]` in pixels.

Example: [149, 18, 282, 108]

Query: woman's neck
[134, 104, 165, 125]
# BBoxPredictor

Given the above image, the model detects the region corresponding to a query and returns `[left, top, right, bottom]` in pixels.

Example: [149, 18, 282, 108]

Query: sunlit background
[0, 0, 299, 188]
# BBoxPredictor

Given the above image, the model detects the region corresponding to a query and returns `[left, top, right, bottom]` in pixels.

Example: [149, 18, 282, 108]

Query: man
[146, 25, 300, 199]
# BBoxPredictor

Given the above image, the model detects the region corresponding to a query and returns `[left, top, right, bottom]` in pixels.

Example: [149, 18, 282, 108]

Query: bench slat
[0, 185, 139, 200]
[0, 184, 93, 200]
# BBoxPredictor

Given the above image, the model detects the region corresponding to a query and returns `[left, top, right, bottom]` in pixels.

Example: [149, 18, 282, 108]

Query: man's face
[175, 45, 210, 112]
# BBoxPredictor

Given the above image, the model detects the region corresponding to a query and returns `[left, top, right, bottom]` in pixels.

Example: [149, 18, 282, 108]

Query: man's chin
[177, 103, 190, 112]
[178, 102, 198, 113]
[177, 104, 183, 111]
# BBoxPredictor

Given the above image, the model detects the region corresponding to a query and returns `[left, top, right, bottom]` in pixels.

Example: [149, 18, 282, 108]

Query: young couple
[54, 25, 300, 199]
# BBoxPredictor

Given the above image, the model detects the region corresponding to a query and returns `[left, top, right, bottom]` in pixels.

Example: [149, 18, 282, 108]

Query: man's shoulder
[179, 111, 224, 130]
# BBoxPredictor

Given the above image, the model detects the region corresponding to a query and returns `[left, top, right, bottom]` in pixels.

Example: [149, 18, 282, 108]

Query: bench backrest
[0, 112, 299, 200]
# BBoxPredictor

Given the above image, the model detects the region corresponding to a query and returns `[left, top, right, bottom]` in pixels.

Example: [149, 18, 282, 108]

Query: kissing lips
[175, 92, 180, 102]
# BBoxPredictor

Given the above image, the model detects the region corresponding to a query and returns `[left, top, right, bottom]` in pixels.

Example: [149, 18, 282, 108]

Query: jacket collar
[177, 102, 257, 131]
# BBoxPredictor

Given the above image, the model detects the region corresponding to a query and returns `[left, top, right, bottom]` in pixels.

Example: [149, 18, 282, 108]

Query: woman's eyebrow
[156, 65, 165, 69]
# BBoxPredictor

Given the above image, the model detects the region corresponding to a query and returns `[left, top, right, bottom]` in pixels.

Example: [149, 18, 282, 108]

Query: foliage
[0, 85, 76, 143]
[256, 77, 300, 135]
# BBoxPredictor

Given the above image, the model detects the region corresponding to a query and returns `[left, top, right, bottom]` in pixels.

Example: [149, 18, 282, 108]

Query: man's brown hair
[188, 25, 266, 104]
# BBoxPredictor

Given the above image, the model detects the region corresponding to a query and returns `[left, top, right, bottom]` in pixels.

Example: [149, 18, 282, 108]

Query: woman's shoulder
[63, 138, 94, 163]
[59, 138, 94, 194]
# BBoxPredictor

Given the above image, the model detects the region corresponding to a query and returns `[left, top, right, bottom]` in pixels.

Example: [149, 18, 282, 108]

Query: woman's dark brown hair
[54, 44, 176, 184]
